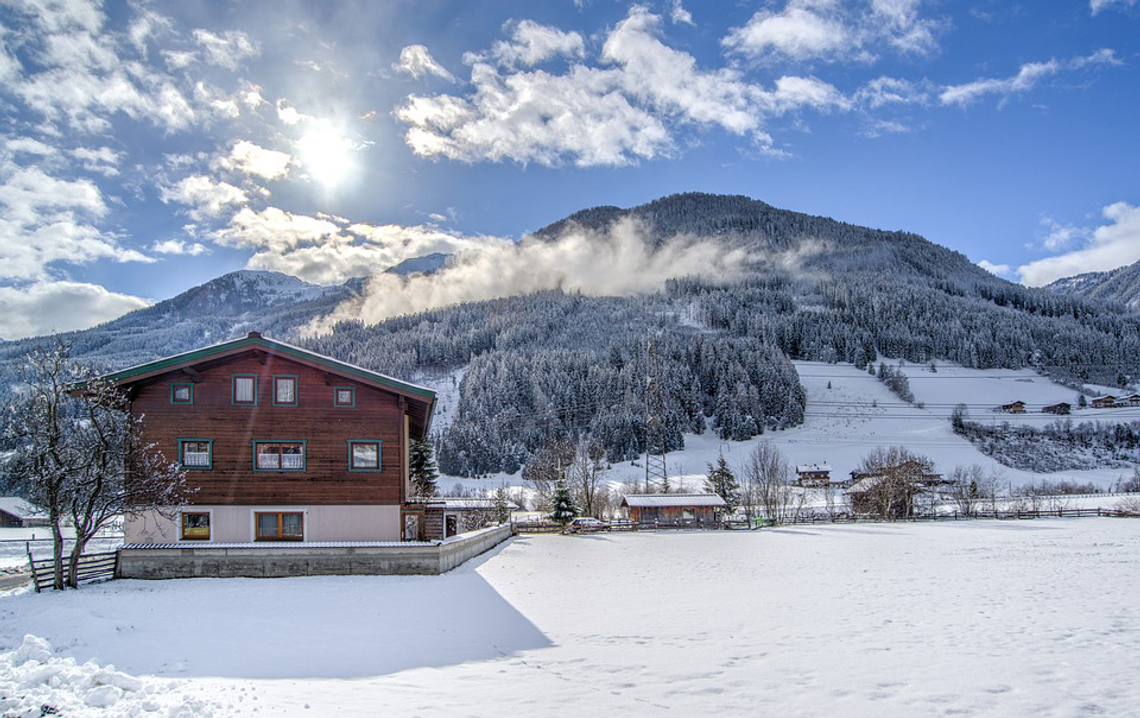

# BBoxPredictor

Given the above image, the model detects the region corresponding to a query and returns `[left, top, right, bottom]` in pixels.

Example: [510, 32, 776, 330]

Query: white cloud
[70, 146, 122, 176]
[1090, 0, 1138, 15]
[394, 45, 456, 81]
[0, 280, 150, 340]
[490, 20, 586, 67]
[215, 206, 344, 253]
[977, 260, 1012, 276]
[855, 76, 930, 108]
[940, 50, 1120, 107]
[160, 175, 248, 221]
[1018, 202, 1140, 286]
[218, 140, 292, 180]
[150, 238, 209, 256]
[723, 0, 939, 64]
[191, 29, 260, 71]
[1038, 216, 1090, 251]
[670, 0, 695, 26]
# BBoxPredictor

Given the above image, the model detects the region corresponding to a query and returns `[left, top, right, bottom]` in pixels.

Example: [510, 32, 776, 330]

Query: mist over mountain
[1046, 259, 1140, 310]
[4, 193, 1139, 476]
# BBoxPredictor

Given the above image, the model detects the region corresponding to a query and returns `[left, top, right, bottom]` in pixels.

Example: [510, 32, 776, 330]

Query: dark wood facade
[109, 333, 435, 510]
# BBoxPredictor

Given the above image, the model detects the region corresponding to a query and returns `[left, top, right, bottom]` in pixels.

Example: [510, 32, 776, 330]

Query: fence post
[25, 542, 40, 594]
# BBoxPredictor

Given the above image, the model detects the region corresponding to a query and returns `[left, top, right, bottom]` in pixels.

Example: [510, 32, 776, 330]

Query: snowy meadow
[3, 519, 1139, 716]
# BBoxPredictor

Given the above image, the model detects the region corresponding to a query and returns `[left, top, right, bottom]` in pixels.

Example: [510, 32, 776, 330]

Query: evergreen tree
[704, 454, 739, 512]
[549, 478, 577, 526]
[492, 485, 512, 524]
[409, 440, 438, 497]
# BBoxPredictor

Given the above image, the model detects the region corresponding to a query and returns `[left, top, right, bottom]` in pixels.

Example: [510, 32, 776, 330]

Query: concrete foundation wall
[119, 523, 513, 579]
[125, 505, 401, 544]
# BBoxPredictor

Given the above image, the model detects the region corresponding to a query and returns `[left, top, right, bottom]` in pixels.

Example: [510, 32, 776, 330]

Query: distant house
[1042, 402, 1071, 415]
[0, 498, 50, 528]
[795, 463, 832, 487]
[621, 494, 727, 526]
[1091, 395, 1117, 409]
[1122, 394, 1140, 407]
[999, 401, 1026, 414]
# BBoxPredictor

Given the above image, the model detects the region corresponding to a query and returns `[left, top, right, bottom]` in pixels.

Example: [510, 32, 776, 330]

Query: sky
[0, 0, 1138, 340]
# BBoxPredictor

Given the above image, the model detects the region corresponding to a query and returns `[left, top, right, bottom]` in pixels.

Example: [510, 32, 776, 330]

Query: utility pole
[645, 331, 668, 493]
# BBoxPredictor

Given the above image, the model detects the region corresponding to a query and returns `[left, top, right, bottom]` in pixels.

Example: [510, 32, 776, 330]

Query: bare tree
[739, 441, 794, 523]
[948, 464, 986, 516]
[567, 435, 608, 518]
[4, 343, 190, 589]
[854, 446, 936, 520]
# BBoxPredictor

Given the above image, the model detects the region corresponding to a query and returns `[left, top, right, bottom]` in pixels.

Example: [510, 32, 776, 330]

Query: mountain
[1045, 259, 1140, 310]
[4, 193, 1140, 477]
[385, 252, 450, 276]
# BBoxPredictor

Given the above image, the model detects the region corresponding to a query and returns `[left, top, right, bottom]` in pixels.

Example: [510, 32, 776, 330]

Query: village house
[1122, 394, 1140, 407]
[795, 463, 832, 487]
[0, 498, 50, 528]
[99, 332, 437, 545]
[621, 494, 727, 526]
[999, 401, 1026, 414]
[1091, 395, 1117, 409]
[1042, 402, 1071, 415]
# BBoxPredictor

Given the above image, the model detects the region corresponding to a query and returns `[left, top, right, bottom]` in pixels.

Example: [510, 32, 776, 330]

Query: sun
[297, 124, 354, 188]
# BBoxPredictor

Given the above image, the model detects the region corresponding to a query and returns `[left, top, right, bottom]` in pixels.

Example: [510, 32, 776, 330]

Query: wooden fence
[777, 507, 1138, 526]
[26, 545, 118, 592]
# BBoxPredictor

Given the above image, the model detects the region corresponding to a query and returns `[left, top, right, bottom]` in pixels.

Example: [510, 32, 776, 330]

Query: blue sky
[0, 0, 1138, 339]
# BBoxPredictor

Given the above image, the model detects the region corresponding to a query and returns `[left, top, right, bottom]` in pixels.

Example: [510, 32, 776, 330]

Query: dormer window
[273, 375, 298, 406]
[232, 375, 257, 406]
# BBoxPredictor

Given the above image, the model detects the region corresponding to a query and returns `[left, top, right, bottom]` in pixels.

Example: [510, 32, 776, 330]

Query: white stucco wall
[125, 505, 401, 543]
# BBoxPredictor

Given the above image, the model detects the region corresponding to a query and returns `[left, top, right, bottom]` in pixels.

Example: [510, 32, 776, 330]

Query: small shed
[621, 493, 727, 526]
[1091, 395, 1117, 409]
[1042, 402, 1071, 415]
[0, 498, 50, 528]
[795, 463, 833, 487]
[999, 401, 1026, 414]
[439, 497, 518, 538]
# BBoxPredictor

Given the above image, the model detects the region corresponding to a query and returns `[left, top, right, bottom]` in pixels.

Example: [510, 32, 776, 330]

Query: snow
[0, 527, 123, 571]
[1, 519, 1138, 715]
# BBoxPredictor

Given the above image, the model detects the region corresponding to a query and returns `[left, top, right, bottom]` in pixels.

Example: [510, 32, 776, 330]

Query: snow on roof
[0, 497, 47, 520]
[440, 498, 520, 510]
[621, 493, 727, 508]
[796, 464, 832, 473]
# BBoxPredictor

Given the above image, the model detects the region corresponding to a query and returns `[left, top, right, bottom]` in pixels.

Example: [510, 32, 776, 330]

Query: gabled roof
[621, 493, 727, 508]
[91, 332, 436, 438]
[0, 497, 47, 520]
[796, 463, 832, 473]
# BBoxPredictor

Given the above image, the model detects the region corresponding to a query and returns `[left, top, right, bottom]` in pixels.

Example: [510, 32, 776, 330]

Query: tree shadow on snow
[1, 563, 552, 680]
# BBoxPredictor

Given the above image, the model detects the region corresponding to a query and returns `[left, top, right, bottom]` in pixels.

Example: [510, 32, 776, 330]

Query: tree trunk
[66, 530, 89, 589]
[50, 518, 65, 591]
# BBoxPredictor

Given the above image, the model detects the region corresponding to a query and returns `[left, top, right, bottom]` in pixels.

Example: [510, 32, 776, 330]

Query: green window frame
[333, 385, 356, 408]
[272, 374, 299, 406]
[170, 382, 194, 405]
[231, 374, 258, 406]
[253, 440, 307, 472]
[178, 438, 213, 470]
[347, 439, 382, 472]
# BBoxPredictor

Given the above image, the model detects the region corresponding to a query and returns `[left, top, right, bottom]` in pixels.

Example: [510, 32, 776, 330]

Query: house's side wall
[126, 505, 401, 543]
[0, 511, 21, 528]
[129, 352, 406, 505]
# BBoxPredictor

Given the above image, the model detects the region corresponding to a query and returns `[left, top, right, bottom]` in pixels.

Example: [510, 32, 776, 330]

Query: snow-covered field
[443, 360, 1139, 497]
[1, 519, 1138, 716]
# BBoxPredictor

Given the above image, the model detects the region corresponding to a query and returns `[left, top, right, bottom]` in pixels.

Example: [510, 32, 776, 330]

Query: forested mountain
[4, 193, 1140, 477]
[1046, 259, 1140, 310]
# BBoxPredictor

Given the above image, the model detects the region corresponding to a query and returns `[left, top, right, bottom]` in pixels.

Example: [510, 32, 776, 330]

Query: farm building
[621, 494, 727, 526]
[1042, 402, 1071, 415]
[1091, 395, 1117, 409]
[0, 498, 49, 528]
[1122, 394, 1140, 407]
[795, 464, 832, 487]
[94, 332, 437, 545]
[999, 401, 1026, 414]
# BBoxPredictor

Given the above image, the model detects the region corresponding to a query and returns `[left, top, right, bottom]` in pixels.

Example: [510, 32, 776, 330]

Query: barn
[0, 498, 49, 528]
[621, 494, 727, 527]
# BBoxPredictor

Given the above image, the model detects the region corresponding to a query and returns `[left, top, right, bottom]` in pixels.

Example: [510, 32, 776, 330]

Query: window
[273, 375, 297, 406]
[170, 383, 194, 404]
[347, 440, 381, 471]
[682, 508, 696, 521]
[181, 512, 210, 540]
[255, 512, 303, 541]
[254, 441, 306, 471]
[179, 439, 213, 469]
[232, 375, 257, 405]
[333, 386, 355, 407]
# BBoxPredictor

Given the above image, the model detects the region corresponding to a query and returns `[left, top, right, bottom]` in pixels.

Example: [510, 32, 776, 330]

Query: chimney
[248, 331, 262, 339]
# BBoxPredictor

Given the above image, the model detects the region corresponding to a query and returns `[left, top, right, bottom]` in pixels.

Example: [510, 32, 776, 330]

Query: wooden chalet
[620, 494, 727, 525]
[1042, 402, 1071, 416]
[99, 332, 437, 544]
[999, 401, 1026, 414]
[1091, 395, 1117, 409]
[795, 463, 832, 487]
[1123, 394, 1140, 407]
[0, 498, 50, 528]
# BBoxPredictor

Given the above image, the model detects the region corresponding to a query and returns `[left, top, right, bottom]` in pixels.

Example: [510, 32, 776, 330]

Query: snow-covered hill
[1046, 258, 1140, 310]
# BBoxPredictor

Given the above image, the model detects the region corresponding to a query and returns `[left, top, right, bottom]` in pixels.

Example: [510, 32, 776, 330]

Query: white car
[566, 517, 610, 533]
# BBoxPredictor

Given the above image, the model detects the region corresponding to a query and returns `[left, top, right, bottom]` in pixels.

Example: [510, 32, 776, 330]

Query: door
[404, 513, 420, 541]
[445, 514, 459, 538]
